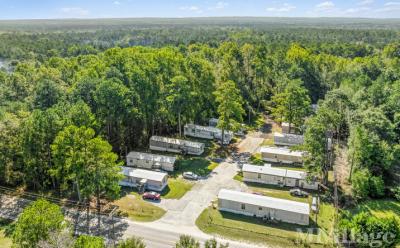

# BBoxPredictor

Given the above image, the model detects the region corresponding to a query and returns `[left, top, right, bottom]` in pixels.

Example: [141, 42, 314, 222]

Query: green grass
[114, 192, 166, 222]
[174, 157, 218, 177]
[233, 172, 243, 182]
[246, 182, 311, 203]
[161, 178, 194, 199]
[196, 207, 332, 248]
[261, 138, 274, 146]
[249, 153, 264, 165]
[346, 199, 400, 219]
[0, 219, 13, 248]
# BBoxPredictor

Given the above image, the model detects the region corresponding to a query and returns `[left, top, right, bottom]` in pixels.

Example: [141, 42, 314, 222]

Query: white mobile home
[274, 132, 304, 147]
[119, 167, 168, 191]
[126, 151, 176, 172]
[281, 122, 299, 134]
[260, 146, 304, 164]
[184, 124, 233, 144]
[218, 189, 310, 225]
[242, 164, 318, 190]
[149, 136, 205, 155]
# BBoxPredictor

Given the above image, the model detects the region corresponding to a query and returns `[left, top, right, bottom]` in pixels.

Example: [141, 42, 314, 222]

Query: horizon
[1, 0, 400, 20]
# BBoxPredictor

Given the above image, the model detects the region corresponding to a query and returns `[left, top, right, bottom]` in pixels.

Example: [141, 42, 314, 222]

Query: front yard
[113, 192, 166, 222]
[196, 206, 333, 248]
[161, 178, 193, 199]
[174, 157, 219, 177]
[0, 219, 12, 248]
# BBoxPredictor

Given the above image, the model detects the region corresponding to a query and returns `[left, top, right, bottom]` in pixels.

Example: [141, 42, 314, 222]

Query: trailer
[184, 123, 233, 144]
[149, 136, 205, 155]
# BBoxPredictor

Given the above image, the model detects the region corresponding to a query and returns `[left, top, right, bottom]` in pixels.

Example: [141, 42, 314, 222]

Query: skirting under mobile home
[260, 146, 304, 164]
[242, 164, 318, 190]
[119, 166, 168, 191]
[218, 189, 310, 225]
[126, 151, 176, 172]
[149, 136, 205, 155]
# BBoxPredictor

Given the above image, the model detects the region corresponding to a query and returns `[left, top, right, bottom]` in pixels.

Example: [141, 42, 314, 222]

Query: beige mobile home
[149, 136, 205, 155]
[218, 189, 310, 225]
[184, 124, 233, 144]
[242, 164, 318, 190]
[281, 122, 297, 134]
[119, 166, 168, 191]
[126, 151, 176, 172]
[260, 146, 304, 164]
[274, 132, 304, 147]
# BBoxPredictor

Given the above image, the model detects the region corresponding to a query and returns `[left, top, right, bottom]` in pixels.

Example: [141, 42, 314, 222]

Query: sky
[0, 0, 399, 20]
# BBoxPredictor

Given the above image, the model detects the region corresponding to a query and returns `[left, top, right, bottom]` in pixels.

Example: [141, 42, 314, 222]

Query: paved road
[152, 162, 244, 227]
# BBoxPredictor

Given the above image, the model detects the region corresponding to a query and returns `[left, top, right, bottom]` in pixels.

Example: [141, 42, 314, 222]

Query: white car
[183, 171, 199, 180]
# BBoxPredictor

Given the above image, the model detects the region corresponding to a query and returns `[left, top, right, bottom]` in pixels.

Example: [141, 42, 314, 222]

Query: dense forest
[0, 18, 400, 247]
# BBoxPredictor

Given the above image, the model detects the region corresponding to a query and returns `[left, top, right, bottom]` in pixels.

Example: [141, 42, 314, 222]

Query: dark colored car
[142, 191, 161, 201]
[289, 188, 309, 198]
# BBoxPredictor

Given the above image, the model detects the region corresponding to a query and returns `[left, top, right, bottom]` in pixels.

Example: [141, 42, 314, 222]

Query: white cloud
[315, 1, 335, 11]
[60, 7, 89, 16]
[266, 3, 296, 12]
[384, 1, 400, 6]
[343, 7, 370, 14]
[113, 1, 121, 5]
[179, 6, 203, 13]
[357, 0, 374, 6]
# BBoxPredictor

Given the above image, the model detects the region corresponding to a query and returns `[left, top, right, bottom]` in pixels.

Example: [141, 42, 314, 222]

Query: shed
[149, 136, 205, 155]
[242, 164, 318, 190]
[281, 122, 300, 134]
[218, 189, 310, 225]
[119, 166, 168, 192]
[126, 151, 176, 172]
[273, 132, 304, 147]
[260, 146, 304, 164]
[184, 123, 233, 144]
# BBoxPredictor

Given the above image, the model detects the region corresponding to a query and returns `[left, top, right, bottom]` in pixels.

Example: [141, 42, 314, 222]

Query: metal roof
[218, 189, 309, 215]
[127, 151, 176, 164]
[274, 132, 304, 145]
[242, 164, 307, 179]
[150, 136, 204, 149]
[242, 164, 286, 177]
[260, 146, 303, 157]
[185, 123, 233, 135]
[121, 166, 168, 182]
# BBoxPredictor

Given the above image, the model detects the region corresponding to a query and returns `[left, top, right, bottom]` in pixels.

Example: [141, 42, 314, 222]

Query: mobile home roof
[218, 189, 309, 215]
[274, 132, 304, 144]
[121, 166, 167, 182]
[150, 136, 204, 149]
[127, 151, 176, 164]
[185, 123, 233, 135]
[242, 164, 307, 179]
[260, 146, 303, 157]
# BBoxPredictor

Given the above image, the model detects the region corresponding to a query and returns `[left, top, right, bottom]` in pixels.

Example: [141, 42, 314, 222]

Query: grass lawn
[174, 157, 218, 177]
[346, 199, 400, 219]
[196, 206, 332, 248]
[249, 153, 264, 165]
[161, 178, 193, 199]
[246, 182, 311, 203]
[114, 192, 166, 222]
[261, 138, 274, 147]
[0, 219, 12, 248]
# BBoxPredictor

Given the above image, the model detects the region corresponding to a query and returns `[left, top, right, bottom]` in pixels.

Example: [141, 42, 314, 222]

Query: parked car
[142, 191, 161, 201]
[289, 188, 309, 198]
[183, 171, 199, 180]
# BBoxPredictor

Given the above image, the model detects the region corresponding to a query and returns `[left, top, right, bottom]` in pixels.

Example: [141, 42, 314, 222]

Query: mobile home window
[241, 204, 246, 210]
[258, 173, 261, 179]
[259, 207, 262, 210]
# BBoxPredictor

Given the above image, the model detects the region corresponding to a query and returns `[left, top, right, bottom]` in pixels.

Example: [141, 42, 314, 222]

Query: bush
[391, 186, 400, 201]
[118, 236, 146, 248]
[74, 235, 105, 248]
[338, 212, 400, 247]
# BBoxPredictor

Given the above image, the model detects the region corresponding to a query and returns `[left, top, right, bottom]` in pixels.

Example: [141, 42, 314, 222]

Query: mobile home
[119, 167, 168, 191]
[273, 132, 304, 147]
[260, 146, 304, 164]
[281, 122, 299, 134]
[149, 136, 205, 155]
[126, 151, 176, 172]
[218, 189, 310, 225]
[184, 123, 233, 144]
[242, 164, 318, 190]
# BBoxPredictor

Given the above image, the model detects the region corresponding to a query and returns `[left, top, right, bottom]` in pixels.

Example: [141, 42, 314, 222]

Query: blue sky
[0, 0, 399, 19]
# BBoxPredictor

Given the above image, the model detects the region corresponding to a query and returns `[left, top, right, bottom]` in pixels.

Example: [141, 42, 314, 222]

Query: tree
[13, 199, 66, 248]
[175, 235, 200, 248]
[74, 235, 105, 248]
[204, 238, 229, 248]
[214, 80, 244, 145]
[166, 75, 193, 137]
[270, 79, 311, 133]
[118, 236, 146, 248]
[33, 79, 63, 110]
[37, 229, 75, 248]
[52, 125, 123, 227]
